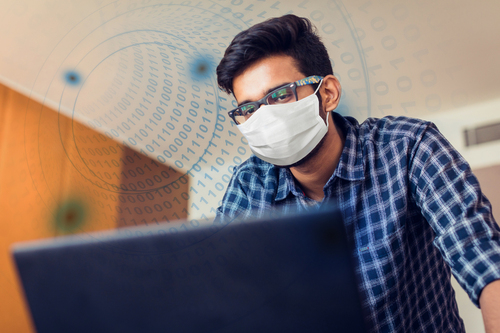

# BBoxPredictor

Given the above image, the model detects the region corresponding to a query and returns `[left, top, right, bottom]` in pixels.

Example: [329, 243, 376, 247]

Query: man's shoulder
[353, 115, 434, 144]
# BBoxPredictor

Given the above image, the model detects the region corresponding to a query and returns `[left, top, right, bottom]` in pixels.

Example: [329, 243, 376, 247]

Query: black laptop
[12, 206, 367, 333]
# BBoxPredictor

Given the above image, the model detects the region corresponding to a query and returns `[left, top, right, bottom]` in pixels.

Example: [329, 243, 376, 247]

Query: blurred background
[0, 0, 499, 331]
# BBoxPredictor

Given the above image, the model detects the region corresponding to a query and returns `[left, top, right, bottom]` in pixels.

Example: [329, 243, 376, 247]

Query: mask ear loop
[313, 79, 329, 129]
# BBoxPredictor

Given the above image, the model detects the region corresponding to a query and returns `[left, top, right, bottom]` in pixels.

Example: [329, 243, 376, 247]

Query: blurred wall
[0, 82, 188, 332]
[474, 165, 500, 221]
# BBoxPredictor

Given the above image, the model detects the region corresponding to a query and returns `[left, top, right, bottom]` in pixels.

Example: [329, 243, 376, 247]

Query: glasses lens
[233, 104, 257, 124]
[240, 104, 257, 114]
[267, 86, 295, 105]
[231, 84, 298, 124]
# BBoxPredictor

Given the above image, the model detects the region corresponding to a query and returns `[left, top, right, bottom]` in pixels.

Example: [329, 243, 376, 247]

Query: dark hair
[216, 14, 333, 95]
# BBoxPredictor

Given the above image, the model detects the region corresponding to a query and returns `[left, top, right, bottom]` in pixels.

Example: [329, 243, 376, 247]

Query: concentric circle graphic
[23, 0, 467, 244]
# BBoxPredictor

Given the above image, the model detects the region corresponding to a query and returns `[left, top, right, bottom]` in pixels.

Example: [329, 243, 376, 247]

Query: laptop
[12, 206, 367, 333]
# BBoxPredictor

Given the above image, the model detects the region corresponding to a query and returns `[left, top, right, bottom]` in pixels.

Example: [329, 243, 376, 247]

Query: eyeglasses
[228, 75, 324, 125]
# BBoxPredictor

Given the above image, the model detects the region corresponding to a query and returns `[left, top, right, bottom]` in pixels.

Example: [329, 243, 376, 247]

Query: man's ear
[320, 75, 342, 112]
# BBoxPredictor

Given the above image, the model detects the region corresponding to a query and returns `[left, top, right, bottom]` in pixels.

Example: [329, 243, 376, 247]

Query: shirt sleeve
[409, 122, 500, 307]
[213, 163, 251, 225]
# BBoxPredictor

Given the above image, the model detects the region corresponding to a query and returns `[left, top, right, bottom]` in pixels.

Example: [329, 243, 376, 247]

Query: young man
[215, 15, 500, 332]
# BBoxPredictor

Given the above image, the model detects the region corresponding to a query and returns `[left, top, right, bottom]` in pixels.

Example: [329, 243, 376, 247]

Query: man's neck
[289, 116, 345, 201]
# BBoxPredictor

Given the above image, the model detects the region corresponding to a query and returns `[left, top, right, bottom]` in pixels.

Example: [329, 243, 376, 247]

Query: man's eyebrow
[237, 82, 291, 106]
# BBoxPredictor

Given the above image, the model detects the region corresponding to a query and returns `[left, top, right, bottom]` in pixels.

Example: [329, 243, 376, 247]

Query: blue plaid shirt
[215, 113, 500, 333]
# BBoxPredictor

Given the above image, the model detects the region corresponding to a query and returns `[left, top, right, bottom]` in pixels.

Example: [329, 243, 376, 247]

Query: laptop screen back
[13, 206, 366, 333]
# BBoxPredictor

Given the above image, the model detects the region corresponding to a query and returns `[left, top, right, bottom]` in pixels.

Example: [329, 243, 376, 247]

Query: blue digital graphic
[21, 0, 475, 241]
[64, 70, 82, 86]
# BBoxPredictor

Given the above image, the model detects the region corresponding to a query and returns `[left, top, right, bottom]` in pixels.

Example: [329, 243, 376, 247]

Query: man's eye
[240, 105, 256, 114]
[270, 88, 294, 104]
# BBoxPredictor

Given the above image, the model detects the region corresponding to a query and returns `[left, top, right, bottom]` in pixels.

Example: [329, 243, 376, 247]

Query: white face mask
[237, 82, 328, 166]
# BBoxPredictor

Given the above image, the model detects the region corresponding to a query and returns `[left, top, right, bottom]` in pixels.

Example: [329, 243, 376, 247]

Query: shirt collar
[330, 113, 365, 182]
[275, 113, 365, 201]
[275, 168, 293, 201]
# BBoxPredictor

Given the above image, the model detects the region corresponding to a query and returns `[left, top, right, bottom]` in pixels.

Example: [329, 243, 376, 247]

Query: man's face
[232, 54, 336, 168]
[232, 55, 316, 113]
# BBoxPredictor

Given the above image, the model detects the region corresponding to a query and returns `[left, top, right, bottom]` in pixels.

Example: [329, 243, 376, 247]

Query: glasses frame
[228, 75, 324, 125]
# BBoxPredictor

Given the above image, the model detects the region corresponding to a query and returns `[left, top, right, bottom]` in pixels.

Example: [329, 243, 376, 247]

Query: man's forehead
[232, 55, 304, 104]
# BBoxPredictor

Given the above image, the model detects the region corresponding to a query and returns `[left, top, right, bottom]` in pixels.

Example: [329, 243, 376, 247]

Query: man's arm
[481, 279, 500, 333]
[409, 122, 500, 308]
[213, 159, 253, 224]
